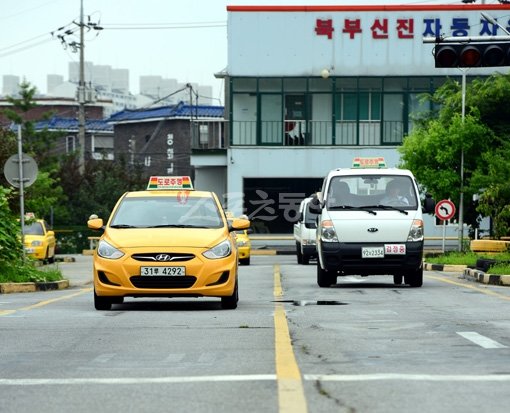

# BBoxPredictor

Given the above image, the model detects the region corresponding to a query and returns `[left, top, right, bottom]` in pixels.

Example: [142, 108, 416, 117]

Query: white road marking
[3, 373, 510, 386]
[304, 374, 510, 382]
[457, 331, 508, 349]
[0, 375, 277, 386]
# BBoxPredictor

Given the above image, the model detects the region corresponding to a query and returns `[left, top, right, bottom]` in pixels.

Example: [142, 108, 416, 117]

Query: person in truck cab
[380, 180, 409, 206]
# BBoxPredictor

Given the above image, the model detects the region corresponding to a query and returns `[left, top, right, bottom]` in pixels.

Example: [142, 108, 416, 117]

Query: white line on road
[457, 331, 508, 349]
[4, 373, 510, 386]
[304, 374, 510, 382]
[0, 375, 277, 386]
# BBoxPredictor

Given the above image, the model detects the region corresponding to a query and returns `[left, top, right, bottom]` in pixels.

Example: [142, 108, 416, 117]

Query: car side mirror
[308, 197, 322, 214]
[422, 194, 435, 214]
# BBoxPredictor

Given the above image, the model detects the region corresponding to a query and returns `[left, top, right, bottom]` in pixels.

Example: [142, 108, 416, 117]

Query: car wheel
[302, 254, 310, 265]
[317, 265, 336, 288]
[296, 243, 303, 264]
[405, 266, 423, 288]
[94, 290, 112, 310]
[393, 274, 403, 285]
[221, 279, 238, 309]
[48, 252, 55, 264]
[240, 257, 250, 266]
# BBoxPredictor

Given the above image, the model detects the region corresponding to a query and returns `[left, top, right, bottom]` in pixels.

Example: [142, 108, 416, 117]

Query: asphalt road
[1, 255, 510, 413]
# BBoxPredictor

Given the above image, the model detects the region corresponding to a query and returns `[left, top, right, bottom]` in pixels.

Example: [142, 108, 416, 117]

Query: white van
[309, 157, 434, 288]
[293, 196, 319, 264]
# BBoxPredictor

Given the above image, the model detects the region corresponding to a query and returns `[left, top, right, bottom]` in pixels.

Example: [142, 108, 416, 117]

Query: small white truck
[293, 196, 319, 264]
[309, 157, 434, 287]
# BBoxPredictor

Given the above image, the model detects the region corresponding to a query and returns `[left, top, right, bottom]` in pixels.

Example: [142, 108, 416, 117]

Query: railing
[231, 120, 405, 146]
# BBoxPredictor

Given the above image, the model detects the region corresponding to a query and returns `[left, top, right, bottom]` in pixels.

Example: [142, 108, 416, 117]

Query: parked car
[23, 219, 56, 263]
[294, 196, 319, 264]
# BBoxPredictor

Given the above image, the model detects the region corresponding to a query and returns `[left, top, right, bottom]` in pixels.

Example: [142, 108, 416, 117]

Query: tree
[1, 81, 67, 224]
[399, 74, 510, 237]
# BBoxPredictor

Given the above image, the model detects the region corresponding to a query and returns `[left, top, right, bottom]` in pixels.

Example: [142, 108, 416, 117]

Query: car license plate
[384, 244, 406, 255]
[140, 266, 185, 276]
[361, 246, 385, 258]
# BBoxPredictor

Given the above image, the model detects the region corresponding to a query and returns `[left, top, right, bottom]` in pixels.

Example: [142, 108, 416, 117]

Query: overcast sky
[0, 0, 501, 103]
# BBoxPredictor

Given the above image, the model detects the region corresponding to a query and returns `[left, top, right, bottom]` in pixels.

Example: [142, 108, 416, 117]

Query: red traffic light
[434, 42, 510, 68]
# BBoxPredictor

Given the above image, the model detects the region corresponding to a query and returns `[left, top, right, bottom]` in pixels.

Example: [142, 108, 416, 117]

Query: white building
[192, 3, 508, 235]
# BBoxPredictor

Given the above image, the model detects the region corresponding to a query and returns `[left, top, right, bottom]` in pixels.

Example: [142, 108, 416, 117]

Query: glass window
[259, 78, 282, 92]
[335, 77, 357, 91]
[232, 78, 257, 92]
[284, 78, 306, 92]
[384, 77, 407, 91]
[309, 78, 331, 91]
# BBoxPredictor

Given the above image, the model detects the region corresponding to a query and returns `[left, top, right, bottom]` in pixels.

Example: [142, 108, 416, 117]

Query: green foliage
[425, 251, 510, 266]
[399, 74, 510, 236]
[0, 186, 23, 264]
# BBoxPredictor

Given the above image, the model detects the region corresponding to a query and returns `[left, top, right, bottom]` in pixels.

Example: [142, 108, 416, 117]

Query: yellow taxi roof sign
[352, 157, 386, 168]
[147, 176, 194, 190]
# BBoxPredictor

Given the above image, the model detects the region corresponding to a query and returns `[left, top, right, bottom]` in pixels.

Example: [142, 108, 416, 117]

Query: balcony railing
[231, 120, 405, 146]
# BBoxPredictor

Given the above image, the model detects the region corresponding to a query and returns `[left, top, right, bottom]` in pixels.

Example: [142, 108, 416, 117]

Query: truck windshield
[327, 175, 418, 210]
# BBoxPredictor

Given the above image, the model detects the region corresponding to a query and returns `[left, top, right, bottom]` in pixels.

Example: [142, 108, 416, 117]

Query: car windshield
[23, 222, 44, 235]
[326, 175, 418, 210]
[110, 196, 224, 229]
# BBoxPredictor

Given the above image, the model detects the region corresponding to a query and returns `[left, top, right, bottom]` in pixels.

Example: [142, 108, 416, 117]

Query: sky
[0, 0, 502, 104]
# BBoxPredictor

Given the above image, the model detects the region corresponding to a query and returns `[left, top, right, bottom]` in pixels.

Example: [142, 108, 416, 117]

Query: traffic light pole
[459, 69, 468, 252]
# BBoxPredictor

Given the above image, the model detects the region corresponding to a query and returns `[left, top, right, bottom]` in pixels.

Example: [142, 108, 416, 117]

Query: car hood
[104, 227, 229, 249]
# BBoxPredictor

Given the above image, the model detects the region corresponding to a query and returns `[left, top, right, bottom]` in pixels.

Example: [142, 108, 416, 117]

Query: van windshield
[326, 175, 418, 210]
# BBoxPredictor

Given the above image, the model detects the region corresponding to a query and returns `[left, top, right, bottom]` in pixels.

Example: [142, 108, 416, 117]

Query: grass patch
[0, 262, 64, 284]
[484, 263, 510, 275]
[425, 251, 510, 274]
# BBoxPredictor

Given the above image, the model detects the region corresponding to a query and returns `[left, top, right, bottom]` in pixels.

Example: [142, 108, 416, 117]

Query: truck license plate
[361, 246, 385, 258]
[140, 266, 185, 276]
[384, 244, 406, 255]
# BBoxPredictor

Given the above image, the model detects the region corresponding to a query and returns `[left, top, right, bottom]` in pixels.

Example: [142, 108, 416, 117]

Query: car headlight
[97, 240, 125, 259]
[31, 240, 43, 246]
[236, 240, 247, 247]
[203, 239, 232, 259]
[407, 219, 424, 242]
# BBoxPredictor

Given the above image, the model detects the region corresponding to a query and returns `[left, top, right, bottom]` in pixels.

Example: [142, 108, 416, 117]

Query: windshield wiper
[362, 205, 409, 215]
[146, 224, 207, 228]
[110, 224, 139, 228]
[328, 205, 357, 210]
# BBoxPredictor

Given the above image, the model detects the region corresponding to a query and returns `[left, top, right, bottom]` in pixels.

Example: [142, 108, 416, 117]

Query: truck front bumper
[319, 241, 423, 276]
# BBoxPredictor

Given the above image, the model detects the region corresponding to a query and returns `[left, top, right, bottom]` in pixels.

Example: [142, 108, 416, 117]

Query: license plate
[25, 248, 35, 253]
[384, 244, 406, 255]
[361, 246, 385, 258]
[140, 266, 185, 276]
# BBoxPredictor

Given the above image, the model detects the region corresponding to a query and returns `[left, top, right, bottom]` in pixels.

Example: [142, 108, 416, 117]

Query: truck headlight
[407, 219, 424, 242]
[320, 220, 338, 243]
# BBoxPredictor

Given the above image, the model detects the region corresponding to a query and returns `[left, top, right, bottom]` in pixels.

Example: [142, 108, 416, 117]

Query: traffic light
[434, 42, 510, 68]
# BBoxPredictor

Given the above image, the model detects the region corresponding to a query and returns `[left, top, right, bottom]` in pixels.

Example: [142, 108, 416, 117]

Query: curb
[423, 263, 467, 272]
[461, 268, 510, 286]
[0, 279, 70, 294]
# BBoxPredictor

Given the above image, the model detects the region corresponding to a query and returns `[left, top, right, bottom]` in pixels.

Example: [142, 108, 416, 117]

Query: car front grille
[131, 253, 195, 262]
[130, 276, 197, 289]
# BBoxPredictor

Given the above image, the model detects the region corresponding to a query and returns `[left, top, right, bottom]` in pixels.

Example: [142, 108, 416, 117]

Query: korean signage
[228, 5, 510, 77]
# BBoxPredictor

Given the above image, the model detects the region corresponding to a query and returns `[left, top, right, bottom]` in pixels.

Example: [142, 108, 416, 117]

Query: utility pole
[78, 0, 86, 170]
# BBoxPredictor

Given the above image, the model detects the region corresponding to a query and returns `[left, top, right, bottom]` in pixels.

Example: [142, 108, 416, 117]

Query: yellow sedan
[23, 219, 56, 263]
[88, 176, 250, 310]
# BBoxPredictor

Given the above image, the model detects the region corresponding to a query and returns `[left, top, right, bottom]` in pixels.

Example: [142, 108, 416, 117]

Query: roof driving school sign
[227, 4, 510, 77]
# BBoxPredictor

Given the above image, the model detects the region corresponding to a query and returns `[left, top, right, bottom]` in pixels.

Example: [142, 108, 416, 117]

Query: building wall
[113, 120, 194, 179]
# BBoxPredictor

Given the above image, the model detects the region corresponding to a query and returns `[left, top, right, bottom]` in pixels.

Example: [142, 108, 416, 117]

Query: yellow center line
[0, 288, 92, 316]
[273, 264, 308, 413]
[427, 274, 510, 301]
